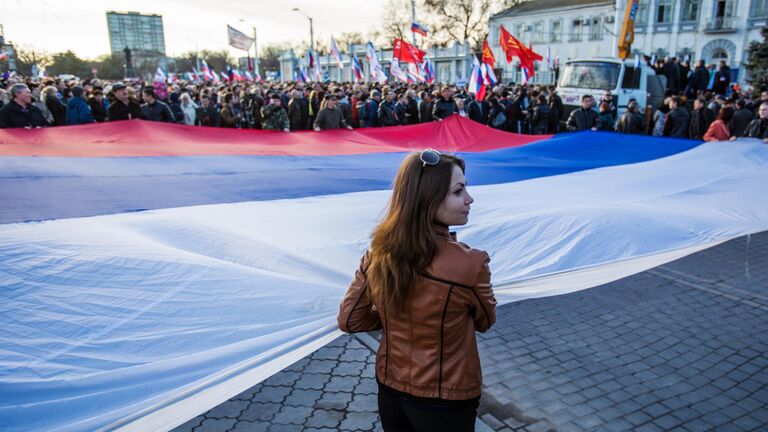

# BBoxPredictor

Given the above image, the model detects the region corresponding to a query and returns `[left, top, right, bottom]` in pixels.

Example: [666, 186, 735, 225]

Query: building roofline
[491, 0, 615, 20]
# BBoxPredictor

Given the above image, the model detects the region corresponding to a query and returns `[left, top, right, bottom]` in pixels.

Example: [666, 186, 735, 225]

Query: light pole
[239, 19, 258, 75]
[291, 8, 314, 53]
[185, 37, 200, 72]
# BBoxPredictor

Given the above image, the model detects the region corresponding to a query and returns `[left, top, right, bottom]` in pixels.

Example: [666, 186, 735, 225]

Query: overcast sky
[1, 0, 387, 59]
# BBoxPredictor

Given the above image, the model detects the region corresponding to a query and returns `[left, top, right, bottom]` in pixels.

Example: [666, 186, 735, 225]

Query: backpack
[491, 110, 507, 128]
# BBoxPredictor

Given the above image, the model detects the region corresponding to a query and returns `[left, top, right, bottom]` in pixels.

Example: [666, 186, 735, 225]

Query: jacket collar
[433, 223, 457, 241]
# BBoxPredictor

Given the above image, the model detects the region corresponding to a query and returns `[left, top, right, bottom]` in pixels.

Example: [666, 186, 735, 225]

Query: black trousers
[377, 383, 480, 432]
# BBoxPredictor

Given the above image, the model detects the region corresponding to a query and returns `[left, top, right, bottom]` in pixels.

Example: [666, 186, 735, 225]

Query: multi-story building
[106, 11, 166, 58]
[489, 0, 767, 84]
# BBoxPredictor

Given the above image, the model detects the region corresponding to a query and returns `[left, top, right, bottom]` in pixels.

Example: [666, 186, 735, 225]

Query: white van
[556, 57, 667, 127]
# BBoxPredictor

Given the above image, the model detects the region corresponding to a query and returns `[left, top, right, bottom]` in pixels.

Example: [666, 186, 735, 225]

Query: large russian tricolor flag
[1, 115, 767, 431]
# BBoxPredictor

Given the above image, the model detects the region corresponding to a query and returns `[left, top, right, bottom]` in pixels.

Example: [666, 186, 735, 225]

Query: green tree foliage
[745, 26, 768, 91]
[47, 50, 90, 77]
[92, 53, 126, 80]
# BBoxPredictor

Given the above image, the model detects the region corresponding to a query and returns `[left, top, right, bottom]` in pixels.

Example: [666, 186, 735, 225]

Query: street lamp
[291, 7, 314, 52]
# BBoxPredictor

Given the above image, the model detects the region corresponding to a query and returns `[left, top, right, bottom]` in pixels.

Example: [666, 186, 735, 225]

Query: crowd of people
[0, 69, 766, 143]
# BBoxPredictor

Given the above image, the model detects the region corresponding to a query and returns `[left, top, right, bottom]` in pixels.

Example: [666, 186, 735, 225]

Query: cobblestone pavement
[173, 232, 768, 432]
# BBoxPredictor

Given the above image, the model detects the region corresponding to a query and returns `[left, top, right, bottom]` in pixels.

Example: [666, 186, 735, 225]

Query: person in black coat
[405, 90, 419, 125]
[44, 92, 67, 126]
[712, 61, 731, 96]
[662, 58, 681, 95]
[108, 83, 144, 121]
[432, 87, 457, 120]
[378, 91, 399, 127]
[689, 97, 714, 140]
[0, 84, 48, 128]
[530, 94, 551, 135]
[742, 101, 768, 139]
[663, 96, 690, 138]
[467, 94, 489, 125]
[89, 91, 108, 123]
[689, 60, 710, 96]
[547, 86, 564, 133]
[616, 102, 646, 134]
[730, 99, 755, 138]
[418, 91, 433, 123]
[140, 87, 175, 122]
[566, 95, 599, 131]
[287, 90, 304, 131]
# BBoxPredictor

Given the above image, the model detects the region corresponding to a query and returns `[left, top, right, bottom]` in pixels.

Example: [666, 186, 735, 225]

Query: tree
[259, 43, 291, 72]
[47, 50, 90, 78]
[745, 26, 768, 91]
[92, 53, 126, 80]
[337, 32, 366, 51]
[14, 46, 51, 76]
[197, 49, 234, 73]
[379, 0, 414, 46]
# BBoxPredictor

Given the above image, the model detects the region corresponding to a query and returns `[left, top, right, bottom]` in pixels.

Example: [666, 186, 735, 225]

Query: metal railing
[705, 16, 737, 32]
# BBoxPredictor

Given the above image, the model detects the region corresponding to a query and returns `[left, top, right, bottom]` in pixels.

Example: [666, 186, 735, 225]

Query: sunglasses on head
[419, 148, 441, 167]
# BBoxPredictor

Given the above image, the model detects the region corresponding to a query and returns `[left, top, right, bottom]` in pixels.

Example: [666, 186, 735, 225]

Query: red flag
[482, 39, 496, 68]
[392, 38, 426, 64]
[499, 25, 542, 77]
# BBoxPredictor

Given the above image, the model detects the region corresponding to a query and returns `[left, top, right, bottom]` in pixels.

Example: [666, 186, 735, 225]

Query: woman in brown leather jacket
[338, 149, 497, 431]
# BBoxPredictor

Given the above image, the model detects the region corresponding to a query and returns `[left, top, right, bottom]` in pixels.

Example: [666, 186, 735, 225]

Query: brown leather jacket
[338, 225, 496, 400]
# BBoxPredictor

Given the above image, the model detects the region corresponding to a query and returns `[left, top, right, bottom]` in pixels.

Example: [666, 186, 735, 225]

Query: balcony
[705, 16, 738, 33]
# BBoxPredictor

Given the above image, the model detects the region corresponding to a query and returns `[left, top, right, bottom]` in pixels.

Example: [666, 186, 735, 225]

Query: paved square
[174, 232, 768, 431]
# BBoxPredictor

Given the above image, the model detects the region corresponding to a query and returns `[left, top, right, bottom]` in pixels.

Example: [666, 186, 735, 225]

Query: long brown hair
[366, 152, 466, 310]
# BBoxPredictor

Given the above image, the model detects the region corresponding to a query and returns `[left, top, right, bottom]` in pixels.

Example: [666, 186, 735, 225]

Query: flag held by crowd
[351, 54, 364, 82]
[227, 25, 254, 51]
[366, 42, 388, 84]
[411, 21, 428, 37]
[330, 37, 344, 70]
[499, 25, 543, 79]
[392, 38, 426, 64]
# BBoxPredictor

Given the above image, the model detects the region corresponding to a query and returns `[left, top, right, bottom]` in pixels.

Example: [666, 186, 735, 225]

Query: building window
[569, 18, 582, 41]
[492, 25, 500, 44]
[550, 19, 562, 42]
[636, 0, 650, 25]
[711, 48, 729, 62]
[533, 20, 544, 42]
[752, 0, 768, 17]
[681, 0, 700, 21]
[657, 0, 674, 23]
[590, 16, 602, 40]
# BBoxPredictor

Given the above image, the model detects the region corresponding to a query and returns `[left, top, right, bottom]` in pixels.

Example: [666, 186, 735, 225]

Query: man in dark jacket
[689, 97, 714, 140]
[663, 96, 690, 138]
[405, 89, 419, 125]
[616, 102, 646, 134]
[530, 94, 551, 134]
[378, 91, 399, 127]
[287, 90, 304, 131]
[313, 94, 353, 131]
[45, 92, 67, 126]
[547, 86, 564, 133]
[140, 87, 175, 122]
[713, 61, 731, 96]
[0, 84, 48, 128]
[432, 86, 457, 120]
[88, 90, 108, 123]
[195, 96, 219, 127]
[108, 83, 144, 121]
[467, 94, 489, 125]
[66, 86, 95, 125]
[730, 99, 755, 138]
[662, 57, 681, 95]
[362, 90, 381, 127]
[742, 101, 768, 140]
[168, 92, 184, 124]
[418, 91, 433, 123]
[689, 60, 710, 96]
[566, 94, 599, 131]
